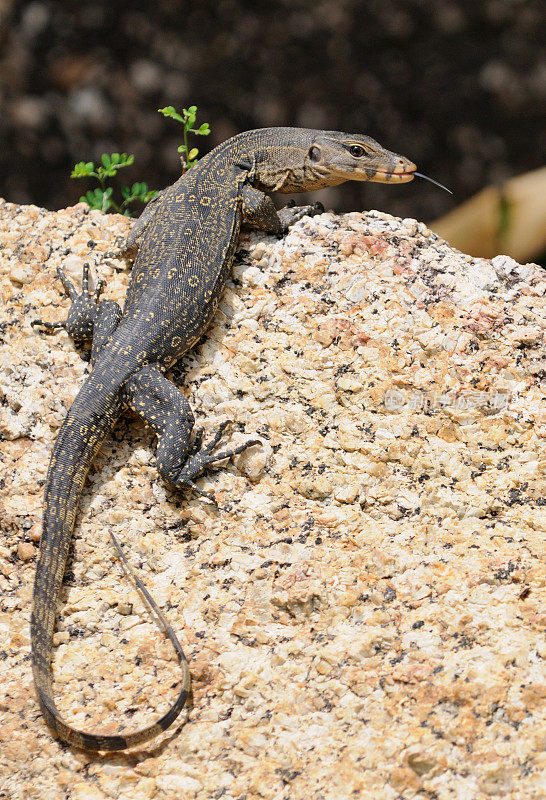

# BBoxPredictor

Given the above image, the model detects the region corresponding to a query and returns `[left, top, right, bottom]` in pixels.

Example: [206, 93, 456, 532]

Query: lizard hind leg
[33, 262, 122, 362]
[124, 365, 260, 501]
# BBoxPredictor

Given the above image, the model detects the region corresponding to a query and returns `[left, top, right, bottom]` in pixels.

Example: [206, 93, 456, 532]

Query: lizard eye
[349, 145, 366, 158]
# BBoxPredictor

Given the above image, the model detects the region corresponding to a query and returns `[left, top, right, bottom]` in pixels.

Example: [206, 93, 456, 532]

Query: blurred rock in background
[431, 166, 546, 263]
[0, 0, 544, 254]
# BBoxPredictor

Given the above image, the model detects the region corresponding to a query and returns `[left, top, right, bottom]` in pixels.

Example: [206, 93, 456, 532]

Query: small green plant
[157, 105, 210, 170]
[71, 154, 157, 216]
[71, 105, 210, 215]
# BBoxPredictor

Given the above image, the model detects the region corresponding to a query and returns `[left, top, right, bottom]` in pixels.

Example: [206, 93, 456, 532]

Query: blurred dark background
[0, 0, 544, 223]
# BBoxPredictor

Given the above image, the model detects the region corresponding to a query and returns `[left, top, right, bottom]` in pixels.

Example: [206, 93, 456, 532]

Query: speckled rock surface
[0, 198, 545, 800]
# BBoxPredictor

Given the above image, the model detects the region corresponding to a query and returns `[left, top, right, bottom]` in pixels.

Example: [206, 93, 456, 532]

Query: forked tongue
[413, 172, 452, 194]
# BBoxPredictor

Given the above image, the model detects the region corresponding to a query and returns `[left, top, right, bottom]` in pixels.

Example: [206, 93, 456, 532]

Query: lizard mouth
[370, 166, 417, 184]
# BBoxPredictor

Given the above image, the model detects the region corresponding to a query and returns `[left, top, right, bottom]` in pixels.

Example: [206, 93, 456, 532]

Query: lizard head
[301, 130, 417, 188]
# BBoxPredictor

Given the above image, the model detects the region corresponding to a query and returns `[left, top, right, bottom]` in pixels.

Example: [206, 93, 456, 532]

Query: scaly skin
[31, 127, 417, 750]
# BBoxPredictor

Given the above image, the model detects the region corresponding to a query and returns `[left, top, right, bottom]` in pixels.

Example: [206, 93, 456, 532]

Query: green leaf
[127, 187, 158, 206]
[97, 165, 116, 180]
[85, 189, 101, 206]
[188, 148, 199, 160]
[97, 154, 134, 181]
[197, 123, 210, 135]
[158, 105, 184, 123]
[80, 188, 113, 213]
[71, 161, 95, 178]
[119, 182, 151, 207]
[182, 106, 196, 127]
[114, 153, 134, 170]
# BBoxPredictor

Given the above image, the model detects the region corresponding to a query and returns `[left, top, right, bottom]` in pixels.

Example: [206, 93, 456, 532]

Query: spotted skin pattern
[31, 128, 416, 750]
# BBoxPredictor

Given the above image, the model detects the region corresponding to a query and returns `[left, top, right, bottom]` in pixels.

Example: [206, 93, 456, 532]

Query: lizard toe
[31, 318, 66, 332]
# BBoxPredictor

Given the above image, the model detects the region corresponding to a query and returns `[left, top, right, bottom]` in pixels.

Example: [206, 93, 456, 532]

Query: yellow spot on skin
[188, 276, 199, 287]
[200, 196, 211, 206]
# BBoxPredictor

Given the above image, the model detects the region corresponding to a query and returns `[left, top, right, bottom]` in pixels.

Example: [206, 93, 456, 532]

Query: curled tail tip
[34, 662, 190, 751]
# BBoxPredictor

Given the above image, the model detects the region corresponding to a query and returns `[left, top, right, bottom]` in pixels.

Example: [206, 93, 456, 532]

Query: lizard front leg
[124, 365, 260, 500]
[242, 185, 323, 235]
[32, 262, 122, 365]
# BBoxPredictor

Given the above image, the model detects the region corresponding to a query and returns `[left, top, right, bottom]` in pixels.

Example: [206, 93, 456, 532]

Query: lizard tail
[30, 374, 190, 751]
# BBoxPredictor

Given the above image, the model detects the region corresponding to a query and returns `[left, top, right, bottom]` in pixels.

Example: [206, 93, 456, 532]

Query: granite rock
[0, 198, 545, 799]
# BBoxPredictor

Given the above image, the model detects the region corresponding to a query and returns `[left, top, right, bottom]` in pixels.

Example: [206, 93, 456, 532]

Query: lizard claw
[208, 439, 261, 462]
[181, 478, 218, 504]
[189, 426, 205, 455]
[206, 420, 230, 451]
[278, 201, 324, 231]
[31, 318, 66, 332]
[57, 265, 79, 300]
[92, 279, 105, 302]
[81, 262, 90, 294]
[174, 425, 261, 499]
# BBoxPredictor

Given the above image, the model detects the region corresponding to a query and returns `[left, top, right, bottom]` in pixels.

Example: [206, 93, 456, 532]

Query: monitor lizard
[31, 127, 418, 750]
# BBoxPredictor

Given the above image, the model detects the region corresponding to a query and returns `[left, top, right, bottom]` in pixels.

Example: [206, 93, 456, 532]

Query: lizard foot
[277, 200, 324, 231]
[174, 422, 261, 501]
[33, 263, 105, 344]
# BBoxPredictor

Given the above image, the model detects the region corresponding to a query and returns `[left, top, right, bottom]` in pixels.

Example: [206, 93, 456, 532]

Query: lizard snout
[369, 155, 417, 184]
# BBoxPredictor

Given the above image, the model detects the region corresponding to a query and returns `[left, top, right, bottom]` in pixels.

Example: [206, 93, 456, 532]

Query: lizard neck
[206, 128, 342, 194]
